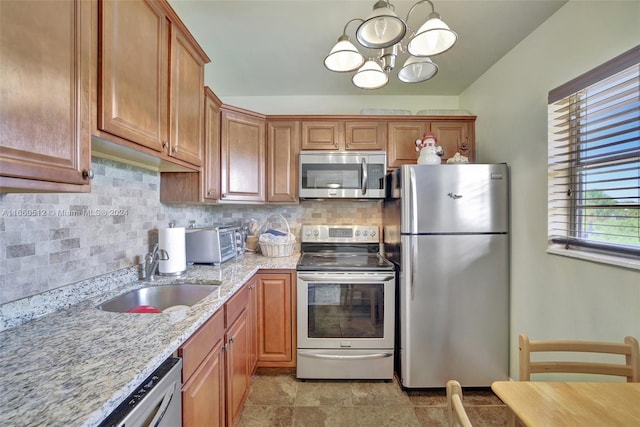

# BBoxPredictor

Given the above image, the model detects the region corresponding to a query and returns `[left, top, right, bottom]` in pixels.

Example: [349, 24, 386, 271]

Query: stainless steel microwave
[299, 151, 387, 199]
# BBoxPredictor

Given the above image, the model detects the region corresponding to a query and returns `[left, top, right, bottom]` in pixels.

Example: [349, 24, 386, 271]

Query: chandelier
[324, 0, 457, 90]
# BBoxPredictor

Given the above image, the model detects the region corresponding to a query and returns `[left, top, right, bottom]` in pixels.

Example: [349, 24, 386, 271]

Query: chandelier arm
[341, 18, 365, 36]
[405, 0, 436, 25]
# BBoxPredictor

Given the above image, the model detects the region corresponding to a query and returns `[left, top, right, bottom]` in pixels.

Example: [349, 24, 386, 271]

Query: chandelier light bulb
[374, 18, 388, 39]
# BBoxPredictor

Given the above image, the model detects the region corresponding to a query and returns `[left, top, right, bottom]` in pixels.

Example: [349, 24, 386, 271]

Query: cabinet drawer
[179, 309, 224, 382]
[225, 284, 249, 328]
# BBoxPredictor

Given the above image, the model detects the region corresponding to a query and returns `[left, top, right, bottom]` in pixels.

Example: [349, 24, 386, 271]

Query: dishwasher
[99, 357, 182, 427]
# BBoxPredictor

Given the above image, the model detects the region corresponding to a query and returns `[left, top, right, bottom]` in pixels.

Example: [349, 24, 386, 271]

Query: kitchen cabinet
[0, 0, 92, 192]
[180, 310, 226, 427]
[225, 284, 253, 426]
[345, 121, 386, 150]
[159, 87, 221, 203]
[256, 271, 296, 367]
[247, 276, 259, 373]
[220, 106, 266, 203]
[387, 117, 476, 168]
[300, 119, 385, 151]
[301, 120, 343, 150]
[430, 120, 475, 163]
[96, 0, 208, 169]
[266, 120, 300, 203]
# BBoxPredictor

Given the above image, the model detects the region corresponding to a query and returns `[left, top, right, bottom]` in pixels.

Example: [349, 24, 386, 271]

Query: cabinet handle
[82, 169, 94, 180]
[223, 344, 229, 352]
[229, 336, 235, 343]
[171, 146, 178, 154]
[162, 141, 169, 149]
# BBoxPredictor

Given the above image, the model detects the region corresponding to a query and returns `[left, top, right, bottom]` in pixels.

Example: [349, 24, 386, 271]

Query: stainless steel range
[296, 225, 396, 380]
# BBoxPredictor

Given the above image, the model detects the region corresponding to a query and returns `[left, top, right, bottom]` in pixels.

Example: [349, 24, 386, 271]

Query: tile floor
[238, 374, 507, 426]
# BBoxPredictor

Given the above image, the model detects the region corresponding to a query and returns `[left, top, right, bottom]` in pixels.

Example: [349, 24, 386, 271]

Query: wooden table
[491, 381, 640, 426]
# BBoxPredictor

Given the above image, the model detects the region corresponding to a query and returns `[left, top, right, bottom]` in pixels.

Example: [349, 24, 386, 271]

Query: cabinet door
[247, 276, 259, 373]
[169, 27, 205, 166]
[203, 88, 221, 201]
[301, 121, 343, 150]
[345, 121, 386, 151]
[387, 121, 428, 168]
[430, 121, 475, 162]
[267, 121, 300, 203]
[182, 340, 226, 427]
[99, 0, 168, 153]
[220, 109, 265, 203]
[225, 309, 251, 427]
[256, 273, 293, 365]
[0, 0, 92, 191]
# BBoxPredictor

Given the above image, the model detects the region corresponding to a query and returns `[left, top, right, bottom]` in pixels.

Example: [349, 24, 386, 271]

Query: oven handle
[298, 275, 394, 282]
[300, 352, 393, 360]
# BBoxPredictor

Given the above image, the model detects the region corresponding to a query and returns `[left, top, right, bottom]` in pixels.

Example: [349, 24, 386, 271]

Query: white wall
[459, 1, 640, 379]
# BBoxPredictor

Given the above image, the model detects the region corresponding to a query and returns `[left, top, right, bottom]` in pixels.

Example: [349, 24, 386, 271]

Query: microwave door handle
[361, 157, 368, 195]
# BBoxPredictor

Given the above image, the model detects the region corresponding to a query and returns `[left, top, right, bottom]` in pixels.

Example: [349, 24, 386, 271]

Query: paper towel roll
[158, 227, 186, 275]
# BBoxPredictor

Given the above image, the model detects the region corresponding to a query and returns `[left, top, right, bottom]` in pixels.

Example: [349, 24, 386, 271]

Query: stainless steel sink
[98, 280, 221, 313]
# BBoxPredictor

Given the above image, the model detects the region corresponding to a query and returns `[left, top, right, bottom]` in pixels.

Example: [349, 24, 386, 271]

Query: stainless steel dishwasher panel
[99, 357, 182, 427]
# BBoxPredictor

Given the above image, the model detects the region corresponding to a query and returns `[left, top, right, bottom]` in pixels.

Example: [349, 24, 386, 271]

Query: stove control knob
[370, 230, 376, 237]
[313, 229, 319, 236]
[305, 229, 312, 236]
[355, 230, 361, 236]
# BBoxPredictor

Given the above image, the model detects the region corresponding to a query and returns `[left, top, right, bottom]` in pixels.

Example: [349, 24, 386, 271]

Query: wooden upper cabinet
[0, 0, 92, 192]
[99, 0, 168, 153]
[266, 121, 300, 204]
[430, 120, 475, 162]
[220, 107, 266, 203]
[169, 27, 206, 166]
[301, 121, 343, 150]
[203, 88, 222, 201]
[387, 118, 477, 168]
[97, 0, 208, 168]
[387, 121, 427, 169]
[345, 121, 386, 150]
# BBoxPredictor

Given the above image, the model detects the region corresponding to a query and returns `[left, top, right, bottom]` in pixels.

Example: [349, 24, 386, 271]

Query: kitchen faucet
[143, 244, 169, 281]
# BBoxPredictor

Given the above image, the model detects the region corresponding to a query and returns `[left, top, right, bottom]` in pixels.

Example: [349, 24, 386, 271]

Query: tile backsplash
[0, 157, 382, 304]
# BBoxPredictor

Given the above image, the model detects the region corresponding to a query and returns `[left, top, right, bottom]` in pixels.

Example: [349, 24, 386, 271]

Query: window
[548, 46, 639, 263]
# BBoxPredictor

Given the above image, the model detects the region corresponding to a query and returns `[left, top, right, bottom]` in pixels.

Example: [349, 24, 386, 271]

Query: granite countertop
[0, 253, 299, 427]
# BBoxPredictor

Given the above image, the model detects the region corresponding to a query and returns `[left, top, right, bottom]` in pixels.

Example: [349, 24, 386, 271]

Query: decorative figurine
[415, 132, 443, 164]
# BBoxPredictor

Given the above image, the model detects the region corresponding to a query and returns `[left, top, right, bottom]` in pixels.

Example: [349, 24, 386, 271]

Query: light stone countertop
[0, 253, 299, 427]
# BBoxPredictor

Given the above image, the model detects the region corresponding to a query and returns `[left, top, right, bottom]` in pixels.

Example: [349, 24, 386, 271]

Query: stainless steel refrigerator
[383, 163, 509, 388]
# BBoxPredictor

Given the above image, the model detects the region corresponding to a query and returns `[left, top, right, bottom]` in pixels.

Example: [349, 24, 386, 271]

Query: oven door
[297, 271, 395, 350]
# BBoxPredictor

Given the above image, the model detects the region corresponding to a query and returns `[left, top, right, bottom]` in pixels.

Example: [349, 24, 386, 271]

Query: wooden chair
[446, 379, 473, 427]
[518, 334, 640, 382]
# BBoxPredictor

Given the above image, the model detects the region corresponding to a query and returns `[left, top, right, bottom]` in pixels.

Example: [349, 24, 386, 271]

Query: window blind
[548, 46, 639, 257]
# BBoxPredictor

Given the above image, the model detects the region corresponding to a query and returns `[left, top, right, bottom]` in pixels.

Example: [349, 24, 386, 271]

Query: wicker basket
[259, 214, 296, 257]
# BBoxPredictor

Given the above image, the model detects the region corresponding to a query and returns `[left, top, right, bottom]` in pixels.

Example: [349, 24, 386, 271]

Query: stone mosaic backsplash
[0, 157, 382, 304]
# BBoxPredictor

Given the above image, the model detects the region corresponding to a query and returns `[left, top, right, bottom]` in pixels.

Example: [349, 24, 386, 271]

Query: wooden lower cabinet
[225, 307, 251, 426]
[179, 272, 295, 425]
[179, 309, 226, 427]
[256, 271, 296, 367]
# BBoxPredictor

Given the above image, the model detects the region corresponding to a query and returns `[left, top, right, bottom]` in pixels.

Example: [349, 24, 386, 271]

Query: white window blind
[548, 46, 639, 258]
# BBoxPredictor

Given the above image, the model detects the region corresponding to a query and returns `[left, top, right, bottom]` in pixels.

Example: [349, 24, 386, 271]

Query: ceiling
[167, 0, 567, 97]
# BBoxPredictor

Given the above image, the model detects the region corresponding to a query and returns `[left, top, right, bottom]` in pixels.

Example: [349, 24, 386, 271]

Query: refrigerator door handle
[410, 236, 417, 300]
[361, 157, 368, 195]
[409, 167, 418, 234]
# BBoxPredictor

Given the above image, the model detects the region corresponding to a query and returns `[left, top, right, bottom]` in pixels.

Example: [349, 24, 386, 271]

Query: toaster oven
[185, 226, 238, 265]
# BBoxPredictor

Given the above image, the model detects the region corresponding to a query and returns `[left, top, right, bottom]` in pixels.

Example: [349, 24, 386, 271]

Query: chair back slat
[519, 334, 640, 382]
